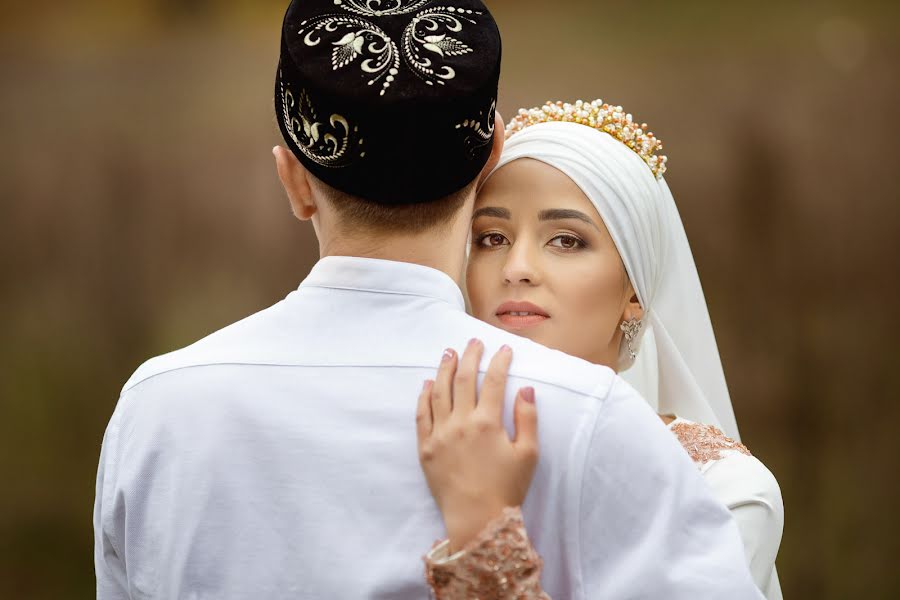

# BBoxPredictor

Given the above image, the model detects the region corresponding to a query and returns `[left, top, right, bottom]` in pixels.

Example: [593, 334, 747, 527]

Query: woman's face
[466, 158, 637, 369]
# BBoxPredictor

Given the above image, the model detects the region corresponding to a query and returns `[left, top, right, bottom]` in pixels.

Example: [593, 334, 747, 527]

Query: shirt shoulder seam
[300, 283, 463, 307]
[123, 360, 613, 399]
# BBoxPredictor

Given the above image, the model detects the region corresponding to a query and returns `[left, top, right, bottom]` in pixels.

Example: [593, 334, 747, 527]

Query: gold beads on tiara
[505, 99, 668, 179]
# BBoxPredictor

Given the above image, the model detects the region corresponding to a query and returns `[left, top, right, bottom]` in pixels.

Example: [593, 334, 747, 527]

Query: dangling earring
[620, 318, 643, 361]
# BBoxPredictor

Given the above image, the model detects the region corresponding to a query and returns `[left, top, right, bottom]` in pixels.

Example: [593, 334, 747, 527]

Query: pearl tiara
[506, 100, 668, 179]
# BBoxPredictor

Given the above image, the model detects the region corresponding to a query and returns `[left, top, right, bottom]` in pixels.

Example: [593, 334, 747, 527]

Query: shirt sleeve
[576, 377, 764, 599]
[703, 453, 784, 594]
[423, 507, 550, 599]
[94, 408, 131, 600]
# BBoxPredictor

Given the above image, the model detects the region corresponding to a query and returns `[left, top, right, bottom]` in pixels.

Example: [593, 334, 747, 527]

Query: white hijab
[489, 121, 740, 440]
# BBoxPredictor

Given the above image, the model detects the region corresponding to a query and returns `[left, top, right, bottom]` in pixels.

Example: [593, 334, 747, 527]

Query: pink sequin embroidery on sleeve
[424, 506, 549, 599]
[670, 421, 752, 465]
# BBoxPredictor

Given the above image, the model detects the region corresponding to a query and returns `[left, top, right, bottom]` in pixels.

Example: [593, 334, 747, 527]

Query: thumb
[513, 387, 538, 453]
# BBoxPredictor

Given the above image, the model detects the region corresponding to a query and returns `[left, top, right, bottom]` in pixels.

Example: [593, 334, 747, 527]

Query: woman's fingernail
[468, 338, 482, 348]
[521, 387, 535, 404]
[442, 349, 455, 362]
[423, 380, 434, 392]
[500, 344, 512, 354]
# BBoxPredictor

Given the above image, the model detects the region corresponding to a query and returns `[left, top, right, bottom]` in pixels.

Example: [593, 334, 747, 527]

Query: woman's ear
[273, 145, 318, 221]
[622, 286, 645, 323]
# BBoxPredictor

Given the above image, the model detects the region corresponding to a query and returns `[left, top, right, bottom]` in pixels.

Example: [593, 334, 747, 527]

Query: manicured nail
[468, 338, 482, 348]
[423, 380, 434, 392]
[500, 344, 512, 354]
[521, 387, 535, 404]
[442, 348, 456, 362]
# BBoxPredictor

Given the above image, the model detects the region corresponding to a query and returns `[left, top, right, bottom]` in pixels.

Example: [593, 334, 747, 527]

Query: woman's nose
[502, 243, 540, 285]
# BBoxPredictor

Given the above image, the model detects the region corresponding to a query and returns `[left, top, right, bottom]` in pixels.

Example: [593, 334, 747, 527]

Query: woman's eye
[548, 234, 585, 250]
[477, 232, 509, 248]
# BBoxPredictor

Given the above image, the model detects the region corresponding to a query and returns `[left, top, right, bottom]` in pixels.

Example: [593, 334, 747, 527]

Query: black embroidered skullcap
[275, 0, 501, 205]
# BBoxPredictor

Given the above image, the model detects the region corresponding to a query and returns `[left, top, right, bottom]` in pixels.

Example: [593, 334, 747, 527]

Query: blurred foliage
[1, 1, 899, 598]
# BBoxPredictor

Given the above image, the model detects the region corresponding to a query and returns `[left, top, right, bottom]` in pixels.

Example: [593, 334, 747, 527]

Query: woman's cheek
[579, 270, 622, 333]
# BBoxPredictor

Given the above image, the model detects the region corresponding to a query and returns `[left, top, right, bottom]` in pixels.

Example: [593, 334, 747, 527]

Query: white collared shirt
[94, 256, 761, 599]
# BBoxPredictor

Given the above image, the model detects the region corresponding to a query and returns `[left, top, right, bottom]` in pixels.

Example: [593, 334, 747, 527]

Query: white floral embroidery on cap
[402, 6, 480, 85]
[297, 5, 483, 95]
[299, 15, 400, 96]
[280, 75, 364, 168]
[456, 98, 495, 157]
[332, 0, 432, 17]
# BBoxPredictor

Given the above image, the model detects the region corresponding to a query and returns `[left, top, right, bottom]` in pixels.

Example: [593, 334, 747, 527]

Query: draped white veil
[487, 121, 740, 441]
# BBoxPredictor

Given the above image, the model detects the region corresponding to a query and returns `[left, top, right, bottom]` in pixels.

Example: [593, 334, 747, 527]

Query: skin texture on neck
[318, 198, 476, 287]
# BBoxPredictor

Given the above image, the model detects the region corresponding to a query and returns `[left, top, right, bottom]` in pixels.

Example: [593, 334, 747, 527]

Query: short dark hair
[310, 174, 475, 236]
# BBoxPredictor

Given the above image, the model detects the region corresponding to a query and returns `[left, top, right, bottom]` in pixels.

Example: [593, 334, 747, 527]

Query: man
[94, 1, 762, 597]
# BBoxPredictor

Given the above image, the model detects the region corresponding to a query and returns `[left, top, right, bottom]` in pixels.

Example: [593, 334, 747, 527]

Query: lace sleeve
[423, 506, 550, 599]
[669, 420, 751, 465]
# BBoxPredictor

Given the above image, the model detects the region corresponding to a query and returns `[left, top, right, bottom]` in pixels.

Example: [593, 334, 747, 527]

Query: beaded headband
[506, 100, 668, 179]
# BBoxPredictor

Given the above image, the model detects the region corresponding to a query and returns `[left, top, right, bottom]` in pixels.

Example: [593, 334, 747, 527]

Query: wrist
[443, 503, 510, 553]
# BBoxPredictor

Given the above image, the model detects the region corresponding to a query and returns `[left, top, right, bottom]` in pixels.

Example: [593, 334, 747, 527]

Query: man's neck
[311, 195, 475, 286]
[319, 228, 469, 287]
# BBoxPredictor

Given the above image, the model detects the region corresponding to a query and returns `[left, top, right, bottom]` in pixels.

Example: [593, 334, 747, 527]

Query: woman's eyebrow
[472, 206, 511, 220]
[538, 208, 600, 230]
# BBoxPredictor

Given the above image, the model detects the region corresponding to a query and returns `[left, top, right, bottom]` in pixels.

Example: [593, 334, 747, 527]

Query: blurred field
[2, 1, 899, 598]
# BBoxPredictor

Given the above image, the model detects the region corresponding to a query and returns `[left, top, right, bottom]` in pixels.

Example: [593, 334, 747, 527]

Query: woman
[416, 101, 784, 598]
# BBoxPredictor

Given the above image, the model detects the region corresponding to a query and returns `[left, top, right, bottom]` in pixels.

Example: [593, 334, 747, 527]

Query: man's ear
[476, 111, 505, 189]
[273, 145, 317, 221]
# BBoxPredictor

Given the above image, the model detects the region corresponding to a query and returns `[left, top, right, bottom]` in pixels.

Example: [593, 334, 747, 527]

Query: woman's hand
[416, 339, 538, 552]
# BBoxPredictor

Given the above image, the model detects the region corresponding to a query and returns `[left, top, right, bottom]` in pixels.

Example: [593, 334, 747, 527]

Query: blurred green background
[2, 0, 899, 597]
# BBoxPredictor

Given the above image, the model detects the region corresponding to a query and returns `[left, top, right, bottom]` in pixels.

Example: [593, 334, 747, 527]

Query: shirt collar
[298, 256, 466, 311]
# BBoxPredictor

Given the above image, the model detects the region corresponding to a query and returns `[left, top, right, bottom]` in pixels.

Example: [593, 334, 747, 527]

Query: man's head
[273, 112, 504, 240]
[273, 0, 502, 244]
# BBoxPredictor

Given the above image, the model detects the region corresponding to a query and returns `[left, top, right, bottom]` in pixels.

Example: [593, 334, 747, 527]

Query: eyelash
[548, 234, 587, 250]
[475, 232, 509, 248]
[474, 232, 587, 251]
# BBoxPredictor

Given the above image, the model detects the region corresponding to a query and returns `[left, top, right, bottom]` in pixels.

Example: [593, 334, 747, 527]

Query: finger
[431, 348, 457, 424]
[453, 338, 484, 415]
[416, 380, 434, 443]
[475, 344, 512, 422]
[513, 387, 539, 460]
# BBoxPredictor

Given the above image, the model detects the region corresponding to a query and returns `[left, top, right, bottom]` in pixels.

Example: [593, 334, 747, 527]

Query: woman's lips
[498, 314, 549, 328]
[495, 301, 550, 330]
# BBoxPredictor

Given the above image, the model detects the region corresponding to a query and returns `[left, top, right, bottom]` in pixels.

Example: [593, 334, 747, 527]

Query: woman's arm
[416, 339, 549, 598]
[704, 453, 784, 594]
[670, 419, 784, 595]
